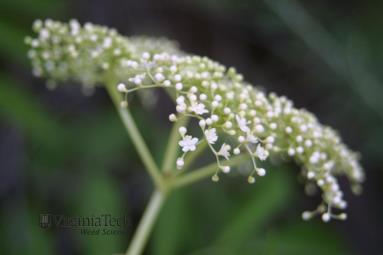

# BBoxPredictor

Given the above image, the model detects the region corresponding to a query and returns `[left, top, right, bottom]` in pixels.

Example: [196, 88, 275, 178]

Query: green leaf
[152, 189, 191, 255]
[264, 221, 350, 255]
[0, 73, 67, 145]
[75, 172, 125, 255]
[215, 167, 294, 253]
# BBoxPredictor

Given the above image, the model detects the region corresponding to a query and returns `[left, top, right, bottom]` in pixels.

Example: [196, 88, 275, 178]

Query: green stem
[172, 155, 247, 188]
[161, 115, 189, 172]
[126, 190, 166, 255]
[105, 83, 164, 190]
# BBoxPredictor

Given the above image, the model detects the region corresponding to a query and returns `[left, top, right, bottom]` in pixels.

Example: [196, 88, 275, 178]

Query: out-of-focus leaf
[152, 189, 190, 255]
[214, 167, 294, 253]
[0, 73, 67, 145]
[0, 0, 65, 17]
[264, 221, 350, 255]
[0, 19, 29, 62]
[0, 205, 54, 254]
[74, 109, 134, 171]
[75, 172, 125, 255]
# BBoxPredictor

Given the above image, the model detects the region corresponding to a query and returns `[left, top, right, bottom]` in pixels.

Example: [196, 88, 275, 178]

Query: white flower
[255, 144, 269, 161]
[205, 128, 218, 144]
[236, 115, 250, 132]
[246, 132, 258, 143]
[217, 143, 231, 159]
[179, 135, 199, 152]
[189, 102, 208, 115]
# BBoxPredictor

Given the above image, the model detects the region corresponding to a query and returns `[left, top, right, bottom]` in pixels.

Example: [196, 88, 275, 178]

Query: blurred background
[1, 0, 383, 254]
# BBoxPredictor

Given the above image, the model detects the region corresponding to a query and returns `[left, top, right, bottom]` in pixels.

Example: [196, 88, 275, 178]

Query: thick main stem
[126, 190, 166, 255]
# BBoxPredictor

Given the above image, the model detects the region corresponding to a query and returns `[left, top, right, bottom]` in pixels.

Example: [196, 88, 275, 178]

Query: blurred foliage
[1, 0, 382, 254]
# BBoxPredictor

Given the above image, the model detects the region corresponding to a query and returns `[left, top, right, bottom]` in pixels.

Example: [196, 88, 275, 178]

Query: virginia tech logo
[39, 214, 51, 229]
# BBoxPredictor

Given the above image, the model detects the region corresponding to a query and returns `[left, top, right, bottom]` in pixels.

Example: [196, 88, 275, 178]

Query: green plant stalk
[126, 190, 166, 255]
[106, 81, 246, 255]
[161, 115, 189, 172]
[105, 83, 164, 190]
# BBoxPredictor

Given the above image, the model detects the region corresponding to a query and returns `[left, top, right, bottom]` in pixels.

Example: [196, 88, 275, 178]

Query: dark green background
[0, 0, 382, 254]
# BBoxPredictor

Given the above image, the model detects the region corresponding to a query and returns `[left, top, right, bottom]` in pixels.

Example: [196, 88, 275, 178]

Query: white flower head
[255, 144, 269, 161]
[217, 143, 231, 160]
[189, 102, 208, 115]
[236, 115, 250, 133]
[246, 132, 258, 144]
[179, 135, 199, 152]
[205, 128, 218, 144]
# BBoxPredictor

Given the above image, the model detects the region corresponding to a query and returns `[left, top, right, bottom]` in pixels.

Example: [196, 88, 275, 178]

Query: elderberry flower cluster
[26, 20, 365, 222]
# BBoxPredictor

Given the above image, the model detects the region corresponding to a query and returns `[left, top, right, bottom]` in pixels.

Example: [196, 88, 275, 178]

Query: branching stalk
[106, 83, 164, 190]
[162, 115, 189, 172]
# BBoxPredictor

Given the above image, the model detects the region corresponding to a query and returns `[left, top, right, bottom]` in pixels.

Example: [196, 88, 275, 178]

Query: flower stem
[161, 115, 189, 172]
[105, 83, 164, 190]
[126, 190, 166, 255]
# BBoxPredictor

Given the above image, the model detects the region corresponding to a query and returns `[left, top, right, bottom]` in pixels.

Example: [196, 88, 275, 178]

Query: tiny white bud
[169, 114, 177, 122]
[234, 148, 241, 155]
[142, 52, 150, 59]
[228, 130, 236, 136]
[199, 119, 206, 128]
[322, 213, 331, 222]
[266, 136, 275, 144]
[224, 121, 233, 129]
[212, 174, 219, 182]
[199, 93, 207, 101]
[302, 211, 312, 221]
[222, 166, 230, 173]
[176, 158, 184, 169]
[270, 123, 277, 130]
[190, 86, 198, 93]
[163, 80, 171, 87]
[206, 118, 213, 125]
[174, 74, 182, 81]
[211, 115, 219, 122]
[238, 136, 245, 143]
[257, 168, 266, 176]
[175, 82, 183, 90]
[179, 127, 187, 136]
[155, 73, 165, 81]
[255, 124, 265, 133]
[248, 176, 255, 184]
[307, 171, 315, 179]
[117, 83, 127, 92]
[338, 213, 347, 220]
[296, 146, 304, 154]
[296, 135, 303, 143]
